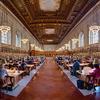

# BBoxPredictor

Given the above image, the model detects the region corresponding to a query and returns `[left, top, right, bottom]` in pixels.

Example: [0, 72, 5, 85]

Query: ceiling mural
[1, 0, 99, 44]
[39, 0, 61, 11]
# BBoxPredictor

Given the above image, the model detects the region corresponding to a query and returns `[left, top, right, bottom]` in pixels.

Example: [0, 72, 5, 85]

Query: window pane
[89, 29, 99, 44]
[1, 32, 8, 44]
[16, 34, 21, 47]
[79, 32, 84, 47]
[1, 30, 11, 44]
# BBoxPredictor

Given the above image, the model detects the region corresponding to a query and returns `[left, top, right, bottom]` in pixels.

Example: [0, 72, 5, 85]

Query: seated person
[89, 64, 100, 79]
[27, 60, 33, 64]
[0, 64, 8, 79]
[40, 57, 44, 63]
[64, 58, 69, 64]
[71, 60, 80, 77]
[19, 60, 27, 70]
[34, 58, 39, 62]
[80, 63, 93, 82]
[63, 59, 69, 69]
[8, 59, 14, 69]
[58, 56, 63, 60]
[82, 63, 93, 75]
[0, 59, 5, 64]
[13, 60, 19, 67]
[33, 58, 40, 64]
[93, 58, 99, 65]
[0, 64, 8, 90]
[84, 64, 100, 84]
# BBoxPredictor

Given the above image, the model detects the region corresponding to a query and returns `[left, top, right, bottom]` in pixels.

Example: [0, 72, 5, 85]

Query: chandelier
[0, 10, 10, 33]
[21, 39, 28, 44]
[31, 44, 35, 48]
[89, 25, 100, 33]
[60, 46, 65, 51]
[65, 43, 69, 49]
[72, 38, 79, 43]
[30, 44, 34, 47]
[0, 25, 11, 33]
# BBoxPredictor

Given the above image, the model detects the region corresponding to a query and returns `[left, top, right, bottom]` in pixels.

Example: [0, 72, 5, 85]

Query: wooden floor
[0, 58, 100, 100]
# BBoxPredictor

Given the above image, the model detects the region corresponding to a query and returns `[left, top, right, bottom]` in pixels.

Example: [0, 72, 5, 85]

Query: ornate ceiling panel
[1, 0, 99, 44]
[39, 0, 61, 11]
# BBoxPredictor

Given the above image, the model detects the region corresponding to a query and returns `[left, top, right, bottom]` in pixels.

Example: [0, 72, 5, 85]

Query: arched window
[68, 41, 71, 50]
[72, 39, 76, 49]
[89, 26, 99, 44]
[16, 33, 21, 47]
[79, 32, 84, 47]
[1, 30, 11, 44]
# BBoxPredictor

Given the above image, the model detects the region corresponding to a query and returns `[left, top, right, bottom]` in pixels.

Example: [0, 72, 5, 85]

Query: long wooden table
[7, 69, 24, 77]
[6, 69, 24, 90]
[33, 61, 40, 66]
[27, 64, 35, 69]
[67, 63, 89, 67]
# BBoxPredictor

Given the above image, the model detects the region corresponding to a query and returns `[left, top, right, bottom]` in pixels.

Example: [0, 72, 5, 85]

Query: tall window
[72, 39, 76, 49]
[1, 30, 11, 44]
[16, 33, 21, 47]
[89, 26, 99, 44]
[68, 41, 71, 50]
[72, 38, 78, 49]
[79, 32, 84, 47]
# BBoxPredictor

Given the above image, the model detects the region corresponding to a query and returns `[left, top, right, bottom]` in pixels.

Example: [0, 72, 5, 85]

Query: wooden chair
[86, 75, 100, 92]
[0, 77, 8, 97]
[94, 77, 100, 88]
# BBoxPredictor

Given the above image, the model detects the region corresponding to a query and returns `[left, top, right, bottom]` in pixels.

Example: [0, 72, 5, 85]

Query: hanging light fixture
[21, 39, 28, 44]
[64, 43, 69, 50]
[72, 38, 79, 43]
[89, 25, 100, 33]
[0, 26, 11, 33]
[0, 10, 10, 33]
[30, 44, 35, 47]
[89, 10, 100, 33]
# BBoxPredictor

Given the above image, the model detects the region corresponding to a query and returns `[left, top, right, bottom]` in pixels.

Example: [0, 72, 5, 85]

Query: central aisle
[3, 57, 96, 100]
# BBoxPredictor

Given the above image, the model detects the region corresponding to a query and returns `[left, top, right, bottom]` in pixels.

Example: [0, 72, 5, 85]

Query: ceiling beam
[21, 0, 33, 22]
[1, 0, 40, 42]
[61, 0, 99, 42]
[64, 0, 77, 18]
[30, 19, 70, 25]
